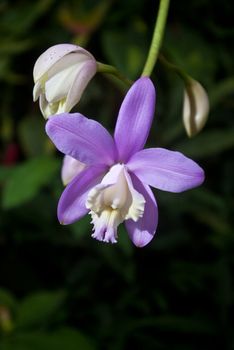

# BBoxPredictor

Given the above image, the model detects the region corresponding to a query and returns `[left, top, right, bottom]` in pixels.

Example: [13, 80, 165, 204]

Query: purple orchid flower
[46, 77, 204, 247]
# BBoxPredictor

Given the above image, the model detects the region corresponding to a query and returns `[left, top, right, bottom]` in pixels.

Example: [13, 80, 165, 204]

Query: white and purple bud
[33, 44, 97, 119]
[183, 79, 209, 137]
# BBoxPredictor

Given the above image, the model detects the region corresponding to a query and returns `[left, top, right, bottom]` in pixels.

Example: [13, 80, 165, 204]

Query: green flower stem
[158, 54, 190, 83]
[97, 62, 132, 87]
[141, 0, 170, 77]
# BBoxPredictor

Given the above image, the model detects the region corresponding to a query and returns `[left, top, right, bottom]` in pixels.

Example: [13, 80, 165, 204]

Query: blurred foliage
[0, 0, 234, 349]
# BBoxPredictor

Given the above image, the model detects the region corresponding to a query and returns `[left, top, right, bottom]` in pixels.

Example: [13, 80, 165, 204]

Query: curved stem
[97, 62, 132, 87]
[159, 54, 190, 82]
[141, 0, 170, 77]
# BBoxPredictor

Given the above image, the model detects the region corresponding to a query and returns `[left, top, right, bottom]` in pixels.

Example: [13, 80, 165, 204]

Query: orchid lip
[86, 164, 145, 243]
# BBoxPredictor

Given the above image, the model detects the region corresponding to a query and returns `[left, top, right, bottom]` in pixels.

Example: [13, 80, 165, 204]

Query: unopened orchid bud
[61, 155, 86, 185]
[183, 79, 209, 137]
[33, 44, 97, 119]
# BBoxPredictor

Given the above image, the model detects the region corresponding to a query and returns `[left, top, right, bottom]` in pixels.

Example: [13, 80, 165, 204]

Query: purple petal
[125, 173, 158, 247]
[58, 164, 107, 224]
[46, 113, 116, 166]
[127, 148, 205, 193]
[61, 155, 86, 185]
[114, 77, 156, 162]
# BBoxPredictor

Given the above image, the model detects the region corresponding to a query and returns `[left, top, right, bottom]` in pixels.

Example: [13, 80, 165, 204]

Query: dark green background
[0, 0, 234, 349]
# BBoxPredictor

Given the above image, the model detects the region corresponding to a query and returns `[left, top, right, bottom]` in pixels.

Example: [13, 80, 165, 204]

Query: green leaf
[209, 77, 234, 109]
[2, 156, 60, 209]
[16, 291, 66, 329]
[18, 116, 53, 157]
[175, 128, 234, 158]
[0, 288, 16, 310]
[128, 315, 216, 334]
[165, 26, 216, 85]
[101, 20, 148, 79]
[0, 58, 11, 81]
[0, 167, 13, 183]
[0, 39, 33, 55]
[0, 0, 55, 37]
[1, 329, 95, 350]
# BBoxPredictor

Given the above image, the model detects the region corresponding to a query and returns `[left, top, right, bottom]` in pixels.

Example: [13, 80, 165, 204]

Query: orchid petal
[39, 94, 51, 118]
[45, 51, 91, 80]
[33, 44, 94, 82]
[65, 60, 96, 112]
[114, 77, 156, 162]
[61, 155, 86, 185]
[127, 148, 205, 192]
[45, 63, 79, 103]
[46, 113, 116, 166]
[58, 164, 106, 224]
[123, 169, 145, 222]
[125, 173, 158, 247]
[33, 81, 41, 101]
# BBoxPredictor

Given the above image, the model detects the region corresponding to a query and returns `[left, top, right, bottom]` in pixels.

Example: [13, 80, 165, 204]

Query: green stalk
[158, 54, 190, 82]
[97, 62, 132, 87]
[141, 0, 170, 77]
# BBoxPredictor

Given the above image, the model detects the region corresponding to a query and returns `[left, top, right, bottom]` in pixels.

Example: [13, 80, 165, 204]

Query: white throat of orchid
[86, 164, 145, 243]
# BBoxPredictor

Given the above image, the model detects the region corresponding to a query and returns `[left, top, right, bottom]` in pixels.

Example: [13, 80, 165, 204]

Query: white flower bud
[183, 79, 209, 137]
[33, 44, 97, 119]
